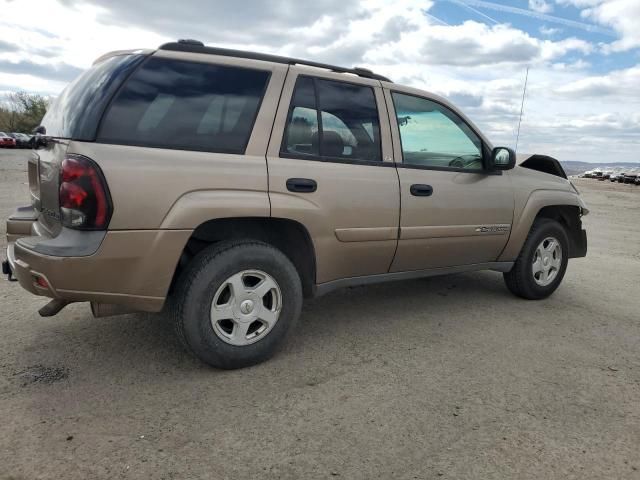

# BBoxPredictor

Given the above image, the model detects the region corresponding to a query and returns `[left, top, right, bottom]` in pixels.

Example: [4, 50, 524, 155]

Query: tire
[503, 218, 569, 300]
[171, 240, 303, 369]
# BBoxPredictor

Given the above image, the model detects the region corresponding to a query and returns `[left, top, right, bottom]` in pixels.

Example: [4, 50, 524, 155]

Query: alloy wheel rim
[210, 269, 282, 346]
[532, 236, 562, 287]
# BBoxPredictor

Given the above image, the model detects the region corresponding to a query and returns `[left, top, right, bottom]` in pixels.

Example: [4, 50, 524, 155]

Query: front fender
[498, 189, 588, 262]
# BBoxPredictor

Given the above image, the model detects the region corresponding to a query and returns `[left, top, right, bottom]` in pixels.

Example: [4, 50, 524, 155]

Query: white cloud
[558, 0, 640, 51]
[0, 0, 637, 162]
[539, 25, 561, 36]
[540, 36, 592, 59]
[556, 0, 603, 7]
[529, 0, 553, 14]
[515, 112, 640, 160]
[0, 1, 168, 69]
[556, 65, 640, 98]
[365, 21, 591, 68]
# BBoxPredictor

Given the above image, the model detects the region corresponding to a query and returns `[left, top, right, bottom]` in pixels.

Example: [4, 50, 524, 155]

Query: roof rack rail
[159, 41, 392, 83]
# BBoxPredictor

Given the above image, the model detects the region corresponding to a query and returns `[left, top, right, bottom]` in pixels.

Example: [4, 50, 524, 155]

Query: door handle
[410, 184, 433, 196]
[286, 178, 317, 193]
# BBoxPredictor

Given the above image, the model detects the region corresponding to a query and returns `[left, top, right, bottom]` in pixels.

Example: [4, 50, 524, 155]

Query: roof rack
[159, 40, 392, 83]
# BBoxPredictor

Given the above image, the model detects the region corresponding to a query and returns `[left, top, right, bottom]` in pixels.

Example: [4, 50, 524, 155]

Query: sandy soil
[1, 150, 639, 479]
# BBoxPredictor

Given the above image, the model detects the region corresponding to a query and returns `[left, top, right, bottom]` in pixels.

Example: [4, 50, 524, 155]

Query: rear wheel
[503, 218, 569, 300]
[172, 240, 302, 369]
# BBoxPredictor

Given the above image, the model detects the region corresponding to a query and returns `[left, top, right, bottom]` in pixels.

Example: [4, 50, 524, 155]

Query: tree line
[0, 92, 50, 134]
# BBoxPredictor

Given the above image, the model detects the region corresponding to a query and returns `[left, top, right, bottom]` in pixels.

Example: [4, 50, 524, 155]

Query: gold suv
[3, 40, 588, 369]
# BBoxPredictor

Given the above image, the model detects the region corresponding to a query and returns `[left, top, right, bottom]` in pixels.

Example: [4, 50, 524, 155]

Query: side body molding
[498, 189, 588, 262]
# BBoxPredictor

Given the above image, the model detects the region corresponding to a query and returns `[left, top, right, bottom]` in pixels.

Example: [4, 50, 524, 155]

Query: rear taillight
[59, 155, 112, 230]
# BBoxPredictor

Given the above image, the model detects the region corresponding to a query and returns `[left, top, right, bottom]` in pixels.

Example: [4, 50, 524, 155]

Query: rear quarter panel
[67, 142, 271, 230]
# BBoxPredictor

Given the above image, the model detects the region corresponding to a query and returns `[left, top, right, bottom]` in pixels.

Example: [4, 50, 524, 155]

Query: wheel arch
[533, 205, 586, 259]
[499, 189, 587, 261]
[168, 216, 317, 299]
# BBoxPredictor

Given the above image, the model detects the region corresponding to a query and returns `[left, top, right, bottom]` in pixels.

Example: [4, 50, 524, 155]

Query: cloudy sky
[1, 0, 639, 163]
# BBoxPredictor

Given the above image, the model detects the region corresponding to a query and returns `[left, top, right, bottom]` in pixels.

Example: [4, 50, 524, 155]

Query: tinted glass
[41, 54, 145, 140]
[282, 76, 381, 162]
[282, 77, 319, 156]
[393, 93, 483, 170]
[99, 58, 270, 153]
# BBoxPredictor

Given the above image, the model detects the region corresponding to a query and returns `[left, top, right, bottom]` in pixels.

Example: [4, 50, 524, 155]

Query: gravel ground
[1, 149, 639, 480]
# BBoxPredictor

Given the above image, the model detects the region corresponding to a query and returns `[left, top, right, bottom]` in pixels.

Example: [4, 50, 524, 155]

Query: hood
[516, 152, 535, 165]
[515, 153, 567, 179]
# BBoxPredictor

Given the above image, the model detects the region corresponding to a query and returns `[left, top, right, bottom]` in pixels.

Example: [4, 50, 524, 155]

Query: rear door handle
[286, 178, 317, 193]
[410, 184, 433, 196]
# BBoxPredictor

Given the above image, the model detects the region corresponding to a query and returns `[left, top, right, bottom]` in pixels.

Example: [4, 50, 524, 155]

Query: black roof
[159, 40, 392, 82]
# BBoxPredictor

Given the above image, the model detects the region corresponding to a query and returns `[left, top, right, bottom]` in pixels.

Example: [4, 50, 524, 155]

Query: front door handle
[286, 178, 317, 193]
[410, 184, 433, 196]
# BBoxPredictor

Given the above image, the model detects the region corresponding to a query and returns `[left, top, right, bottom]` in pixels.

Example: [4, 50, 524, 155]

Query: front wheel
[171, 240, 303, 369]
[503, 219, 569, 300]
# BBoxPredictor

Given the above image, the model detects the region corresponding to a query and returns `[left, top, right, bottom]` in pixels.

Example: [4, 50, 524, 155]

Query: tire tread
[170, 239, 301, 368]
[503, 218, 568, 300]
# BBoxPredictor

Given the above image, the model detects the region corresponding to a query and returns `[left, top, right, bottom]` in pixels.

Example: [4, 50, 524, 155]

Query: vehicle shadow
[19, 270, 512, 380]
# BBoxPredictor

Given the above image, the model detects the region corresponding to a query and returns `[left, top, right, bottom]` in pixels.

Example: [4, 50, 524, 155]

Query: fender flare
[159, 189, 270, 229]
[498, 189, 587, 261]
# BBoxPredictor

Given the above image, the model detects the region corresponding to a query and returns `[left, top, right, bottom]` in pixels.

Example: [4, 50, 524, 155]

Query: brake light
[59, 155, 112, 229]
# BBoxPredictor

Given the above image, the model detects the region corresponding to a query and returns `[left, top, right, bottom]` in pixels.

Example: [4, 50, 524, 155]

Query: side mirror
[490, 146, 516, 171]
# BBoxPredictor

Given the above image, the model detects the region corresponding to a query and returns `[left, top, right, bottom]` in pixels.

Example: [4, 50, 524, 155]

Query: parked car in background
[623, 173, 638, 184]
[19, 133, 32, 147]
[8, 133, 32, 148]
[0, 132, 17, 148]
[584, 170, 602, 179]
[615, 173, 626, 183]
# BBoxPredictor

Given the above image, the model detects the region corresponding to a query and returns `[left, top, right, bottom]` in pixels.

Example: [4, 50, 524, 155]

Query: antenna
[515, 66, 529, 153]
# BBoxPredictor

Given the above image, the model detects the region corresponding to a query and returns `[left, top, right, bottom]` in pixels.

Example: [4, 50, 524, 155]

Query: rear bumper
[5, 209, 191, 313]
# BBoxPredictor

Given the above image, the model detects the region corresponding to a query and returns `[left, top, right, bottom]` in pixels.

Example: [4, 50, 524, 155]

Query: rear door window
[281, 76, 381, 163]
[98, 57, 271, 154]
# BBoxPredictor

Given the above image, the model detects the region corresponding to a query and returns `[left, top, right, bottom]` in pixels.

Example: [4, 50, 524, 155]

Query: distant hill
[559, 161, 640, 177]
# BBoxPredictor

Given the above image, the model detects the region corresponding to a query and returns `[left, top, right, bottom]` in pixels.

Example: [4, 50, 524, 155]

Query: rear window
[41, 54, 146, 140]
[97, 57, 271, 154]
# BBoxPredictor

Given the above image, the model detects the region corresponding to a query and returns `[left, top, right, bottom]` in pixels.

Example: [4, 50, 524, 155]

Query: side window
[281, 76, 381, 162]
[98, 58, 270, 154]
[282, 77, 319, 156]
[392, 93, 483, 170]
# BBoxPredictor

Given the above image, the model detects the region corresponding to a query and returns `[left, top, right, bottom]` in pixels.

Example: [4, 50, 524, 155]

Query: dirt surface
[1, 150, 639, 479]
